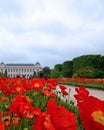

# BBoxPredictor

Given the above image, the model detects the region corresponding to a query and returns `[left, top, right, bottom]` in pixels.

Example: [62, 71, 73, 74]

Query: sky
[0, 0, 104, 69]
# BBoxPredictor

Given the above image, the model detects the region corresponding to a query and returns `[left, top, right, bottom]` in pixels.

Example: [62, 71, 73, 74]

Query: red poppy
[61, 89, 69, 95]
[0, 121, 5, 130]
[47, 83, 56, 90]
[10, 95, 33, 116]
[74, 86, 104, 130]
[14, 84, 25, 94]
[0, 97, 6, 103]
[0, 111, 2, 118]
[45, 87, 51, 91]
[0, 81, 15, 96]
[46, 79, 58, 86]
[74, 86, 89, 102]
[59, 85, 67, 90]
[3, 114, 11, 127]
[43, 90, 51, 97]
[10, 102, 41, 119]
[0, 111, 4, 130]
[19, 103, 41, 118]
[32, 99, 77, 130]
[31, 78, 44, 90]
[12, 95, 33, 104]
[77, 96, 104, 130]
[12, 116, 20, 126]
[50, 92, 56, 98]
[9, 102, 21, 115]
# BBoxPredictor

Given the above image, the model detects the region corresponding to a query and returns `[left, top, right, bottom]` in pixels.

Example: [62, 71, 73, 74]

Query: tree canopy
[50, 54, 104, 78]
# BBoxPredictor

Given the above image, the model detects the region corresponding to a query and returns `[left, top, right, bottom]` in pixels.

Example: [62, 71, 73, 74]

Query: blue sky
[0, 0, 104, 68]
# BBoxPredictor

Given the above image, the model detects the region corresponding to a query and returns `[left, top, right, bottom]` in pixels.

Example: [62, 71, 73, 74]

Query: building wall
[0, 63, 42, 78]
[0, 63, 5, 74]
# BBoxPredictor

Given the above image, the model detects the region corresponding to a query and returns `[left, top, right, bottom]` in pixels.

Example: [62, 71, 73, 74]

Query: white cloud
[0, 0, 104, 68]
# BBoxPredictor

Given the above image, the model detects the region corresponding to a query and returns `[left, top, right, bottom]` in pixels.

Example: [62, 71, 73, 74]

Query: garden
[0, 77, 104, 130]
[58, 78, 104, 89]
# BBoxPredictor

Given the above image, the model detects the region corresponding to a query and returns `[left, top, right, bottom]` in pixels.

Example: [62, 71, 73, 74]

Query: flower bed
[58, 78, 104, 89]
[0, 77, 104, 129]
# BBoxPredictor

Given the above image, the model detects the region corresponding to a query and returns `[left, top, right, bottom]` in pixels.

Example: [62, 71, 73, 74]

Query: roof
[35, 62, 40, 65]
[6, 64, 35, 66]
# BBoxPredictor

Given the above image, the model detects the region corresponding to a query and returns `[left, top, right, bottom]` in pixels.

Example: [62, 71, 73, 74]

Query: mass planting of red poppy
[0, 77, 104, 129]
[58, 78, 104, 88]
[74, 86, 104, 130]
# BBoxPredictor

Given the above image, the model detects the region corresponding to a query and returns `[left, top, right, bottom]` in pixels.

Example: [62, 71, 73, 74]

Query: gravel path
[56, 85, 104, 104]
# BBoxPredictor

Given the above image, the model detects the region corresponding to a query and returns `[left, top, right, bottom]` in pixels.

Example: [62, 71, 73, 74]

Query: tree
[32, 71, 37, 78]
[50, 69, 62, 78]
[0, 72, 5, 77]
[42, 66, 51, 79]
[62, 61, 73, 77]
[77, 66, 95, 78]
[73, 54, 104, 78]
[54, 64, 62, 71]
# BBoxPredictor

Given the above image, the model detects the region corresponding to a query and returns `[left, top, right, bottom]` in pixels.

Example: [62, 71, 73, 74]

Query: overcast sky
[0, 0, 104, 68]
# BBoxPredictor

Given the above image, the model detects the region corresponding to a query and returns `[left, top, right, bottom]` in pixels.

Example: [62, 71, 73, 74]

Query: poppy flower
[74, 86, 89, 102]
[31, 79, 44, 90]
[14, 84, 25, 94]
[46, 79, 58, 86]
[32, 99, 77, 130]
[12, 95, 32, 104]
[12, 116, 20, 126]
[3, 114, 11, 127]
[74, 87, 104, 130]
[19, 103, 39, 118]
[50, 92, 56, 98]
[0, 111, 5, 130]
[61, 89, 69, 96]
[0, 111, 2, 118]
[47, 83, 56, 90]
[78, 96, 104, 130]
[0, 97, 6, 103]
[43, 90, 51, 97]
[0, 121, 5, 130]
[59, 85, 67, 90]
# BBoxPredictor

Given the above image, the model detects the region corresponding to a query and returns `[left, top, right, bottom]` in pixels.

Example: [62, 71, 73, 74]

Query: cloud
[0, 0, 21, 16]
[0, 0, 104, 68]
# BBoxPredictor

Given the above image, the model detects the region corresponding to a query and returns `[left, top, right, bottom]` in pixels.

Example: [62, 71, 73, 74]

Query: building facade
[0, 62, 42, 78]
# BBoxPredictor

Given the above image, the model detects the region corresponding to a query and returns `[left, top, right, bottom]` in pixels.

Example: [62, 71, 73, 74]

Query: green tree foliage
[62, 61, 73, 77]
[54, 64, 62, 71]
[77, 66, 95, 78]
[62, 70, 73, 78]
[32, 71, 38, 78]
[50, 54, 104, 78]
[0, 72, 5, 77]
[73, 55, 102, 72]
[42, 66, 51, 79]
[62, 61, 73, 71]
[50, 64, 62, 78]
[73, 54, 104, 78]
[50, 69, 62, 78]
[99, 56, 104, 71]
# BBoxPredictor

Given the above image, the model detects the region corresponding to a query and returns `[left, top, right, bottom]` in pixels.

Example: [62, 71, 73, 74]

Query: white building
[0, 62, 42, 78]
